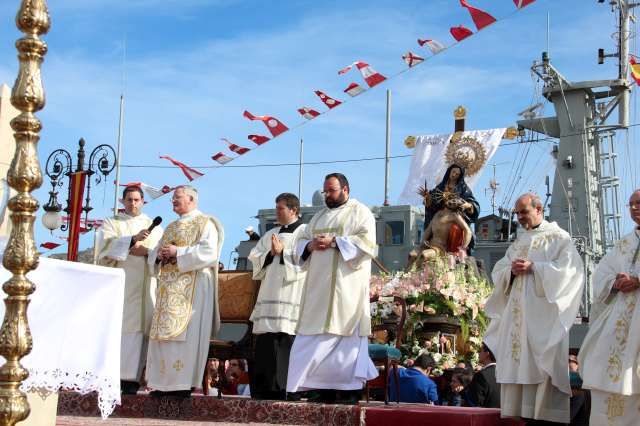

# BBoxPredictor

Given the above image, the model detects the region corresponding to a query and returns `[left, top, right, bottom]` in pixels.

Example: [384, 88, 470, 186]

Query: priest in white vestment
[579, 189, 640, 426]
[484, 193, 584, 424]
[95, 185, 163, 394]
[249, 192, 306, 400]
[146, 185, 224, 397]
[287, 173, 377, 403]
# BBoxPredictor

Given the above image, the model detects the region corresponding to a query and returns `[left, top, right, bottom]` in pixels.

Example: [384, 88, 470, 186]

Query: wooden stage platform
[56, 391, 524, 426]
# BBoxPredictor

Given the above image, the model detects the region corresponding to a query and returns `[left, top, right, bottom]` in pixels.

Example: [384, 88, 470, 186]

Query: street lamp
[42, 138, 116, 260]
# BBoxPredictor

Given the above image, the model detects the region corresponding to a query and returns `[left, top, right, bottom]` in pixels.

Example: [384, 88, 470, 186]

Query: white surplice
[146, 209, 224, 391]
[484, 220, 584, 423]
[248, 223, 306, 335]
[286, 198, 378, 392]
[95, 212, 163, 381]
[579, 230, 640, 426]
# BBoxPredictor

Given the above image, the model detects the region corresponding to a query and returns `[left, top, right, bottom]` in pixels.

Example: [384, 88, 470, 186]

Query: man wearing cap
[95, 185, 164, 394]
[245, 226, 260, 241]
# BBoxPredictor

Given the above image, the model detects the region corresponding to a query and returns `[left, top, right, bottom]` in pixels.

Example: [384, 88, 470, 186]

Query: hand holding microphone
[131, 216, 162, 248]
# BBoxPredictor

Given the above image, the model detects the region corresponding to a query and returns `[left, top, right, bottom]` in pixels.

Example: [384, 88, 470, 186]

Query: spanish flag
[630, 57, 640, 85]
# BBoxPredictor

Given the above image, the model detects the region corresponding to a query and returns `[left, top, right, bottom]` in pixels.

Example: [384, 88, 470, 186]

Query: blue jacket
[388, 368, 439, 403]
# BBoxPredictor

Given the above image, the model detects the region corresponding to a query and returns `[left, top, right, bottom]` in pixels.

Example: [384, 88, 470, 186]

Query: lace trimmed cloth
[0, 256, 125, 419]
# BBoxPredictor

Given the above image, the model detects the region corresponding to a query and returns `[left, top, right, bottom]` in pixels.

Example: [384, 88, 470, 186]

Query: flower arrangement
[370, 253, 492, 373]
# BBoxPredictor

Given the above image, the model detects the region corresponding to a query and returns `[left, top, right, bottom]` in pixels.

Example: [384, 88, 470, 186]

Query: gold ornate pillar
[0, 1, 49, 424]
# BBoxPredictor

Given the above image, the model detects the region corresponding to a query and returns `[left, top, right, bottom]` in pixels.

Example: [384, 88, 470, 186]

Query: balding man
[579, 189, 640, 426]
[484, 193, 584, 424]
[146, 185, 224, 397]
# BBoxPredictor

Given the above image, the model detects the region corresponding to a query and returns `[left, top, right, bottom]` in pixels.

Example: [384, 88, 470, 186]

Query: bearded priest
[286, 173, 377, 403]
[95, 185, 164, 395]
[146, 185, 224, 397]
[484, 193, 584, 424]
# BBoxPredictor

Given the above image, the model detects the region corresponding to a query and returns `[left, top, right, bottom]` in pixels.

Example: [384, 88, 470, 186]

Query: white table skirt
[0, 256, 124, 419]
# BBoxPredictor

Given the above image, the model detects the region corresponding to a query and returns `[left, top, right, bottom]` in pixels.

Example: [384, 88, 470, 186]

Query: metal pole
[383, 90, 391, 206]
[619, 3, 630, 127]
[113, 37, 126, 213]
[298, 139, 303, 202]
[113, 94, 124, 213]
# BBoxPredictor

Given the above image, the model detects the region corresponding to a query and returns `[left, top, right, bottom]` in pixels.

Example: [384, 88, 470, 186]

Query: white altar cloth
[0, 255, 124, 419]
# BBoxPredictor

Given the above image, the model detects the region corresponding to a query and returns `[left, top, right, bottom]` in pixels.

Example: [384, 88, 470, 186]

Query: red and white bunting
[212, 152, 233, 165]
[338, 61, 386, 88]
[343, 82, 365, 97]
[243, 111, 289, 137]
[297, 107, 320, 120]
[450, 25, 474, 41]
[418, 39, 446, 54]
[460, 0, 496, 31]
[402, 51, 424, 68]
[221, 138, 250, 155]
[159, 155, 204, 181]
[314, 90, 342, 109]
[514, 0, 535, 8]
[120, 182, 173, 199]
[248, 134, 270, 145]
[40, 242, 61, 250]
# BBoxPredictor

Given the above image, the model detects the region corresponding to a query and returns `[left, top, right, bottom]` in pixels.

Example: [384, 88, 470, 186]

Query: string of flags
[153, 0, 537, 183]
[41, 1, 539, 253]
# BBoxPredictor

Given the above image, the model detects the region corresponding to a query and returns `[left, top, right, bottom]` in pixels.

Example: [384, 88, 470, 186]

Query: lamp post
[41, 138, 116, 261]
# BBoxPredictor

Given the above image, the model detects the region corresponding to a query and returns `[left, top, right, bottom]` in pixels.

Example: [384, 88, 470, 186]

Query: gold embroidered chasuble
[145, 209, 224, 391]
[483, 220, 583, 422]
[295, 198, 377, 337]
[579, 230, 640, 400]
[150, 214, 209, 341]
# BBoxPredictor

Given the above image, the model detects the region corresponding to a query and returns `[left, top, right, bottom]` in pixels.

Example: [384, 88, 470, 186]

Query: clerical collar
[279, 218, 303, 234]
[179, 209, 200, 219]
[532, 223, 541, 230]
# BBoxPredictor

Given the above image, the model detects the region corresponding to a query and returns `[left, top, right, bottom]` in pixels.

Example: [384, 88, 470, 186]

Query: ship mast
[517, 1, 636, 317]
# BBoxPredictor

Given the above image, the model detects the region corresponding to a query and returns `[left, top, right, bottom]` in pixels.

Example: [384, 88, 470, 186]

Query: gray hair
[516, 192, 542, 210]
[175, 185, 198, 204]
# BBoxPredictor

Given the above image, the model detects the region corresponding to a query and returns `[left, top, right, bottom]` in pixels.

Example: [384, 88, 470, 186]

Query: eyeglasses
[629, 201, 640, 208]
[321, 188, 343, 195]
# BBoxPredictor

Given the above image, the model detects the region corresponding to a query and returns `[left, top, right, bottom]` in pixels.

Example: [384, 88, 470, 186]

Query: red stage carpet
[57, 392, 524, 425]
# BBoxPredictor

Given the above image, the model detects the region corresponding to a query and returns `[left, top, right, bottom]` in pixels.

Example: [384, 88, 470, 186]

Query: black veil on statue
[423, 163, 480, 251]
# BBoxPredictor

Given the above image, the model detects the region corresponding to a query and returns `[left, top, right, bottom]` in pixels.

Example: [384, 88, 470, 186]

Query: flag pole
[383, 89, 391, 206]
[113, 36, 126, 214]
[298, 138, 304, 202]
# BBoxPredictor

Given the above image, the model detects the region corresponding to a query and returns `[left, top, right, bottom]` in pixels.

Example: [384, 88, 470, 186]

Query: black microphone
[147, 216, 162, 232]
[131, 216, 163, 248]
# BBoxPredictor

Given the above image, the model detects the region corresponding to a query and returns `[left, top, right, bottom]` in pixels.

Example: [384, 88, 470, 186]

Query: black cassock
[250, 219, 302, 400]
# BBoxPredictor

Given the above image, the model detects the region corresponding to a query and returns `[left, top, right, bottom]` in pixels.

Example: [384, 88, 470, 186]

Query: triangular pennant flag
[221, 138, 250, 155]
[212, 152, 233, 165]
[314, 90, 342, 109]
[339, 61, 386, 88]
[460, 0, 496, 30]
[243, 111, 289, 137]
[418, 39, 446, 54]
[120, 182, 172, 200]
[630, 57, 640, 85]
[402, 51, 424, 68]
[514, 0, 535, 8]
[450, 25, 474, 41]
[297, 107, 320, 120]
[159, 155, 204, 181]
[343, 83, 365, 97]
[248, 134, 270, 145]
[40, 242, 61, 250]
